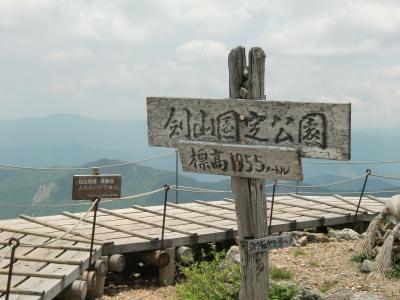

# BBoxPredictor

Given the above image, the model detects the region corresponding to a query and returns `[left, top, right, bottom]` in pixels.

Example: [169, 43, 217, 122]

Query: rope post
[268, 180, 277, 236]
[295, 180, 299, 195]
[88, 167, 101, 269]
[355, 169, 371, 218]
[5, 237, 20, 300]
[175, 150, 179, 204]
[160, 184, 170, 250]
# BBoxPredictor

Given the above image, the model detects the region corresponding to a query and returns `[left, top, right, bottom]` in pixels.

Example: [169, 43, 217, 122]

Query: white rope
[170, 186, 232, 194]
[19, 199, 99, 248]
[0, 151, 175, 171]
[0, 187, 167, 208]
[370, 173, 400, 182]
[276, 174, 365, 189]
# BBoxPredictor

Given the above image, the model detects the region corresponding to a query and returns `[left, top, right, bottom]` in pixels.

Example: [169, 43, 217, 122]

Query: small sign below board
[177, 141, 303, 180]
[247, 235, 293, 253]
[72, 174, 122, 200]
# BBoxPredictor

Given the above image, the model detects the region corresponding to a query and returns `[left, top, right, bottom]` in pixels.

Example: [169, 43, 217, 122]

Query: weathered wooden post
[146, 45, 350, 300]
[229, 46, 269, 299]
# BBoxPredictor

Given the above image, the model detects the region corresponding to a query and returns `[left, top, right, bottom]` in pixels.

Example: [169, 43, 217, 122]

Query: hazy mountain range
[0, 113, 399, 218]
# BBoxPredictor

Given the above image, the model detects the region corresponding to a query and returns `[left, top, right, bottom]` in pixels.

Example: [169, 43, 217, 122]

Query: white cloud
[177, 40, 227, 63]
[45, 48, 93, 63]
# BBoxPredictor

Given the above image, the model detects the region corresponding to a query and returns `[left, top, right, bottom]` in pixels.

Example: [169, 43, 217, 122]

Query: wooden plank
[97, 208, 195, 236]
[166, 203, 236, 221]
[147, 98, 351, 160]
[288, 194, 351, 215]
[365, 195, 386, 204]
[72, 174, 121, 200]
[20, 215, 93, 241]
[332, 194, 375, 213]
[177, 141, 303, 180]
[0, 225, 100, 245]
[61, 211, 157, 241]
[0, 270, 65, 279]
[132, 205, 233, 231]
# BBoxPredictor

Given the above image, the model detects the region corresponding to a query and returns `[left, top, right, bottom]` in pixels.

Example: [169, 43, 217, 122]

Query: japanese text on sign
[147, 97, 350, 160]
[72, 175, 122, 200]
[178, 141, 303, 180]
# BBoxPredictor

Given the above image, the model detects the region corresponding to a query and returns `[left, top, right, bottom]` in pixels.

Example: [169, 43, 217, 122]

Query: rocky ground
[101, 229, 400, 300]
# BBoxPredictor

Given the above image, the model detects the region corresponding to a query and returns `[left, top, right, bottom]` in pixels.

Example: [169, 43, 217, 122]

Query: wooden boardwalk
[0, 194, 388, 299]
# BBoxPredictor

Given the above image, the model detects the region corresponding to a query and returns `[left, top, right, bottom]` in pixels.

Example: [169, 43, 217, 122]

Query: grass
[270, 265, 293, 280]
[388, 263, 400, 279]
[293, 248, 306, 257]
[351, 252, 371, 263]
[176, 244, 299, 300]
[319, 280, 338, 293]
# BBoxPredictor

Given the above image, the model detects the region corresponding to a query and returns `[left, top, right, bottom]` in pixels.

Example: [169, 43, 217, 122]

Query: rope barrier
[370, 173, 400, 182]
[19, 199, 99, 248]
[0, 187, 166, 208]
[276, 174, 365, 189]
[170, 186, 232, 194]
[0, 151, 175, 171]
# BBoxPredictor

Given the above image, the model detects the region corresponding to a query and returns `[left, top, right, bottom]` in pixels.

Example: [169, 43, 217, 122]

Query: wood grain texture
[178, 141, 303, 180]
[147, 97, 350, 160]
[229, 46, 269, 300]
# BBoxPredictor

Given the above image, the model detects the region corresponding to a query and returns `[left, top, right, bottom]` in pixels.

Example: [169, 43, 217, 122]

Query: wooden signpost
[146, 46, 351, 299]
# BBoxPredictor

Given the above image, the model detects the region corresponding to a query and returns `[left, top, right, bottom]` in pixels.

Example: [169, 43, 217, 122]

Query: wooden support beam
[0, 269, 65, 280]
[167, 203, 237, 221]
[3, 255, 82, 265]
[20, 214, 93, 241]
[98, 207, 195, 236]
[58, 280, 87, 300]
[0, 241, 91, 251]
[0, 288, 43, 296]
[0, 225, 100, 244]
[108, 254, 126, 272]
[62, 211, 157, 241]
[194, 200, 236, 211]
[159, 247, 175, 286]
[265, 199, 342, 215]
[141, 250, 170, 267]
[176, 246, 193, 263]
[289, 194, 351, 215]
[365, 195, 386, 204]
[132, 205, 233, 231]
[332, 194, 374, 213]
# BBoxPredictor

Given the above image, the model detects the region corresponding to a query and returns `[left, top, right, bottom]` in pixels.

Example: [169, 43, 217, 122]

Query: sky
[0, 0, 399, 128]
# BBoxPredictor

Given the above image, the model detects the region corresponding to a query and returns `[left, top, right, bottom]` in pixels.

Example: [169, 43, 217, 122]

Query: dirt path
[102, 240, 400, 299]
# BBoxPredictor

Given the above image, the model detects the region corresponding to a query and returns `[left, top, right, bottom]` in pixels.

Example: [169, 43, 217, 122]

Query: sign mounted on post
[178, 141, 303, 180]
[147, 97, 351, 160]
[247, 235, 293, 253]
[72, 174, 122, 200]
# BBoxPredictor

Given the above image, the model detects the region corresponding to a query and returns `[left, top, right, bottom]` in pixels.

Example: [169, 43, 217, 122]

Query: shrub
[388, 263, 400, 279]
[269, 283, 299, 300]
[351, 252, 371, 263]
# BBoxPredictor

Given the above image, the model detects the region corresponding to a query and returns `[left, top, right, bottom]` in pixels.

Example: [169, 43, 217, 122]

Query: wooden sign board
[177, 141, 303, 180]
[147, 97, 351, 160]
[247, 235, 293, 253]
[72, 175, 121, 200]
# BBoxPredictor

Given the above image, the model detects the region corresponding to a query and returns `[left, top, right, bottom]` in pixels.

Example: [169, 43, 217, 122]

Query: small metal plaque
[72, 174, 122, 200]
[247, 235, 293, 253]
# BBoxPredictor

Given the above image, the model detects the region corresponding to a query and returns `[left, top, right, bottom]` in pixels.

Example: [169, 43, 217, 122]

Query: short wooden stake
[159, 247, 175, 286]
[108, 254, 126, 272]
[58, 280, 87, 300]
[176, 246, 193, 263]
